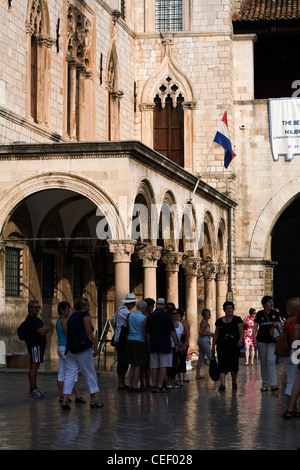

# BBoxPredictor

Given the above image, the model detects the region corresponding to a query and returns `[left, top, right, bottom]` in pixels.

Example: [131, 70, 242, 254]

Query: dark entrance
[271, 196, 300, 315]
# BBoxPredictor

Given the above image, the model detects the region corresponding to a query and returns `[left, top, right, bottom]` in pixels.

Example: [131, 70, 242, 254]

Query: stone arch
[202, 210, 216, 261]
[131, 179, 156, 243]
[0, 172, 125, 240]
[250, 177, 300, 258]
[180, 201, 197, 253]
[141, 54, 195, 105]
[216, 217, 227, 262]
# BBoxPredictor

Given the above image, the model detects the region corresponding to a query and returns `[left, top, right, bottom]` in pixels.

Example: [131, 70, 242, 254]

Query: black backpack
[66, 312, 92, 354]
[17, 321, 28, 341]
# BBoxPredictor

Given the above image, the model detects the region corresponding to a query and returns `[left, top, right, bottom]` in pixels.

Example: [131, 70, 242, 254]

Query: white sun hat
[121, 293, 137, 303]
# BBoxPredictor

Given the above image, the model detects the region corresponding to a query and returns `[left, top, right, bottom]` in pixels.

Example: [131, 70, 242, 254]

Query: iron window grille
[156, 0, 183, 32]
[5, 247, 21, 297]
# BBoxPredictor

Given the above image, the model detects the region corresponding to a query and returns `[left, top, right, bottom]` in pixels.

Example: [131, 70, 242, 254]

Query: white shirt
[113, 305, 131, 342]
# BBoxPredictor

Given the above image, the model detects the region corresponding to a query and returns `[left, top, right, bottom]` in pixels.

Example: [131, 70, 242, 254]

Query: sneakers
[28, 389, 46, 398]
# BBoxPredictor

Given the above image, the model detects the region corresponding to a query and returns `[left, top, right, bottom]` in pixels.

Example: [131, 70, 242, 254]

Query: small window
[42, 253, 56, 298]
[156, 0, 183, 32]
[5, 247, 21, 297]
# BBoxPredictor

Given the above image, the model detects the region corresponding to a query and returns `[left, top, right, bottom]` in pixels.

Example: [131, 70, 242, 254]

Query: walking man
[24, 300, 49, 397]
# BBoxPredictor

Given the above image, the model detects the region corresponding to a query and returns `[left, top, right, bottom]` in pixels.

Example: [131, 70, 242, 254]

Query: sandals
[75, 397, 86, 403]
[158, 387, 169, 393]
[283, 410, 300, 419]
[61, 402, 71, 410]
[90, 401, 104, 408]
[59, 397, 71, 403]
[151, 387, 159, 393]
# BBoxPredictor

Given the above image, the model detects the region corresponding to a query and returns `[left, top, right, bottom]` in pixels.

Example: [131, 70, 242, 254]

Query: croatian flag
[213, 112, 236, 168]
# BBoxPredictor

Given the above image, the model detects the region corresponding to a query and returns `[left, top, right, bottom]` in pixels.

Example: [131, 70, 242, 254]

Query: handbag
[274, 321, 294, 357]
[209, 354, 220, 381]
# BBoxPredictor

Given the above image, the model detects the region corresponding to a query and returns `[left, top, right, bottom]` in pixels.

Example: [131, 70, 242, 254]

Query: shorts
[150, 352, 173, 369]
[27, 344, 45, 363]
[123, 340, 148, 367]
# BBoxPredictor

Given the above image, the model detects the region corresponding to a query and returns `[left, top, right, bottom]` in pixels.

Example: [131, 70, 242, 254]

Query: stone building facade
[0, 0, 299, 360]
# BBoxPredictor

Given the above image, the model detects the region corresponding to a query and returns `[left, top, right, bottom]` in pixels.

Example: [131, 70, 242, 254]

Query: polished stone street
[0, 358, 299, 453]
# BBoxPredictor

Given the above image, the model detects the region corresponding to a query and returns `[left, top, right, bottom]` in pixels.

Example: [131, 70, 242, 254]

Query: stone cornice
[0, 140, 237, 210]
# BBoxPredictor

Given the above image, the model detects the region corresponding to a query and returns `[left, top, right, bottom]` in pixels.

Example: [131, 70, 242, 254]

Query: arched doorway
[272, 196, 300, 315]
[2, 188, 114, 357]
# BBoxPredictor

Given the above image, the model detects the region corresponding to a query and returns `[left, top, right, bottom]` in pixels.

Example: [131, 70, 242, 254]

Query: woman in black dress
[212, 301, 244, 391]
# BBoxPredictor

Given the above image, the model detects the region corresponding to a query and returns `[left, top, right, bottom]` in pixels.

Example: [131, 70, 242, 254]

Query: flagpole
[189, 140, 214, 201]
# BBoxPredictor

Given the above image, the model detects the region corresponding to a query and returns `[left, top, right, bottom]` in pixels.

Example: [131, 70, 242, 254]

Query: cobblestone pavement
[0, 359, 299, 453]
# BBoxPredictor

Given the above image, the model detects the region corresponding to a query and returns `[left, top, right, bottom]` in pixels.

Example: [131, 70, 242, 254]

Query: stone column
[138, 245, 162, 300]
[68, 59, 77, 141]
[182, 256, 201, 349]
[162, 252, 183, 306]
[202, 262, 218, 328]
[77, 66, 86, 141]
[108, 240, 135, 310]
[216, 263, 228, 319]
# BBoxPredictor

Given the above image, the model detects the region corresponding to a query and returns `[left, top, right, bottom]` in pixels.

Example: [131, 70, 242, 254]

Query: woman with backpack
[61, 297, 103, 410]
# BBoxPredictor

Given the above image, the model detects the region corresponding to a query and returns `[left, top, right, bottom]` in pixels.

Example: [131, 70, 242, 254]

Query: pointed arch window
[26, 0, 51, 125]
[153, 76, 184, 167]
[66, 2, 93, 141]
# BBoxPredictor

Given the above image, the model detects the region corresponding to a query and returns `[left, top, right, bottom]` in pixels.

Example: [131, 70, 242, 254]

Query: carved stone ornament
[108, 240, 135, 263]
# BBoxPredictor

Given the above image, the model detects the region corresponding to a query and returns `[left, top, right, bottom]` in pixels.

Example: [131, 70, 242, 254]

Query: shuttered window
[153, 94, 184, 167]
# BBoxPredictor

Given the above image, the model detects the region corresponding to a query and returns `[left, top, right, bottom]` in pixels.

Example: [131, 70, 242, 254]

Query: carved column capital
[162, 252, 183, 272]
[202, 261, 218, 280]
[108, 239, 135, 263]
[182, 257, 201, 276]
[138, 245, 162, 268]
[216, 263, 228, 281]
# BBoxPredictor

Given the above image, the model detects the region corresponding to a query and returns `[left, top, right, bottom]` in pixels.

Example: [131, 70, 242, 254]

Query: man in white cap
[113, 293, 137, 390]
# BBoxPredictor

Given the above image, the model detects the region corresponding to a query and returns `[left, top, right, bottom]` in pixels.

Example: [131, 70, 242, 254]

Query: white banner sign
[269, 98, 300, 161]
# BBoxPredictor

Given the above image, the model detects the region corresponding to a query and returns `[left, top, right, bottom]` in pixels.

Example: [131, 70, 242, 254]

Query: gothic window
[26, 0, 51, 125]
[66, 2, 92, 141]
[156, 0, 183, 32]
[106, 43, 123, 141]
[153, 76, 184, 167]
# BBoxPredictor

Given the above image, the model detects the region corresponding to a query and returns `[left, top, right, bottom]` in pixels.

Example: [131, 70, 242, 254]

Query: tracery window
[66, 2, 92, 141]
[156, 0, 183, 32]
[153, 76, 184, 167]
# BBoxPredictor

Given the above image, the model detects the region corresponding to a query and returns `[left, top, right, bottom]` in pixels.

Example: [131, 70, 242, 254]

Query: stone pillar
[140, 103, 155, 148]
[182, 256, 201, 349]
[216, 263, 228, 319]
[68, 59, 77, 141]
[78, 66, 86, 141]
[202, 262, 218, 328]
[162, 252, 183, 306]
[138, 245, 162, 300]
[108, 240, 135, 310]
